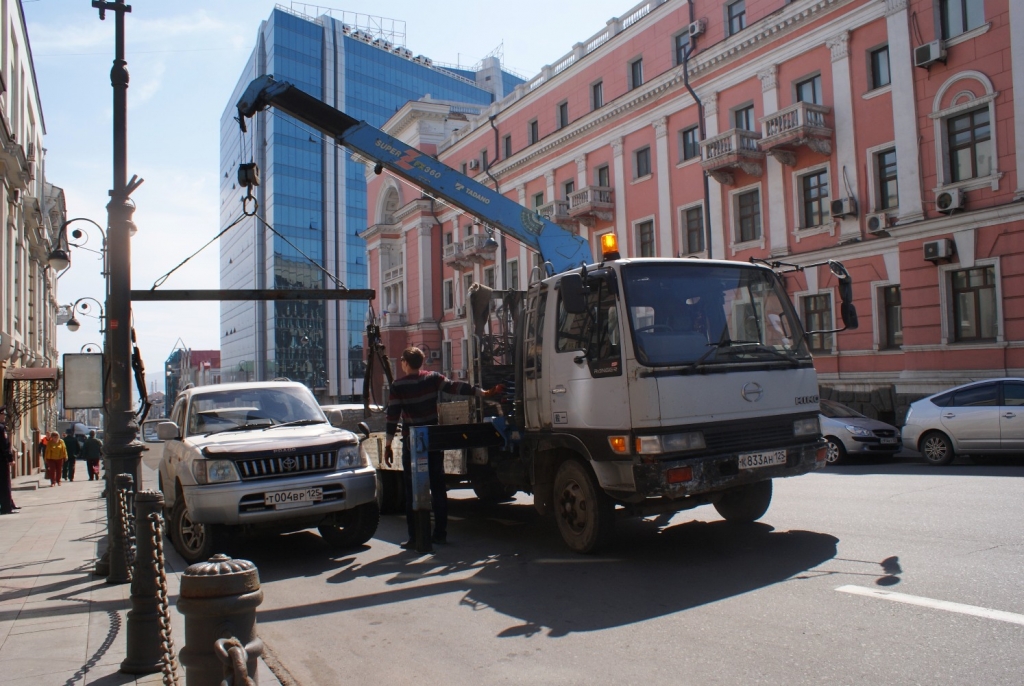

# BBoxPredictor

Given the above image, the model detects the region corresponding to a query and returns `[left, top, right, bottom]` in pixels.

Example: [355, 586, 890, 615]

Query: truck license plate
[738, 450, 787, 469]
[265, 487, 323, 509]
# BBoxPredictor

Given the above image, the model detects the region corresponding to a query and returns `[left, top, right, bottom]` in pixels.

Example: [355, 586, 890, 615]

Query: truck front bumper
[182, 466, 378, 526]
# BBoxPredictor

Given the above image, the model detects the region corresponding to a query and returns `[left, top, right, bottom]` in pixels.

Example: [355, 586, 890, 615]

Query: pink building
[361, 0, 1024, 425]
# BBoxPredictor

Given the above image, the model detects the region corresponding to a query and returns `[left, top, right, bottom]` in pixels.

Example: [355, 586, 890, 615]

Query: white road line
[836, 585, 1024, 627]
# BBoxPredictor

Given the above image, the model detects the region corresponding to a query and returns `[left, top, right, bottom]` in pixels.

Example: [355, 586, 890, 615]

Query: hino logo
[282, 457, 298, 471]
[741, 382, 764, 402]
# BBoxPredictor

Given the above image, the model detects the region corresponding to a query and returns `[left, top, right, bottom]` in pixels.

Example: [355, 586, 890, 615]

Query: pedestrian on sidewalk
[0, 407, 18, 514]
[62, 427, 81, 481]
[82, 430, 103, 481]
[43, 431, 68, 487]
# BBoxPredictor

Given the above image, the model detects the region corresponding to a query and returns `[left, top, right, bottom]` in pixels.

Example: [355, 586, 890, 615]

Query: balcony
[382, 265, 404, 284]
[462, 233, 498, 263]
[758, 102, 833, 165]
[382, 311, 407, 327]
[701, 129, 765, 185]
[537, 199, 575, 226]
[567, 185, 614, 226]
[442, 241, 472, 269]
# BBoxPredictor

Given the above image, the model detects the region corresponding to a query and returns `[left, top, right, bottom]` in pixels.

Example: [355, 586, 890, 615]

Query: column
[884, 0, 924, 222]
[702, 92, 726, 260]
[611, 137, 628, 254]
[574, 155, 589, 246]
[417, 221, 434, 322]
[1011, 0, 1024, 199]
[653, 117, 673, 257]
[759, 66, 789, 256]
[826, 31, 861, 238]
[544, 170, 556, 204]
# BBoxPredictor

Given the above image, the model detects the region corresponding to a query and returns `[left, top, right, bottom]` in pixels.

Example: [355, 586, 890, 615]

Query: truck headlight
[635, 431, 706, 455]
[793, 417, 820, 436]
[337, 445, 369, 469]
[193, 459, 239, 485]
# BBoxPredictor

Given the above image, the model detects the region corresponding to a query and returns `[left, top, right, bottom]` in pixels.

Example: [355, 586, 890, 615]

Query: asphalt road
[149, 451, 1024, 685]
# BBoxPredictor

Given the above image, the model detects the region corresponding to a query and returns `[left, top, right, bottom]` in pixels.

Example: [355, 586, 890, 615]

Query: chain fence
[148, 511, 181, 686]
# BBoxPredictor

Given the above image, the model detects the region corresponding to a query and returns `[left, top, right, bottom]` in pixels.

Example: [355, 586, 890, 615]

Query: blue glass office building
[220, 8, 517, 398]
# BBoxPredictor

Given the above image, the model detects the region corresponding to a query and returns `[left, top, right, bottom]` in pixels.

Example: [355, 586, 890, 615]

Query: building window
[881, 285, 903, 349]
[443, 279, 454, 311]
[870, 46, 890, 90]
[528, 119, 539, 145]
[557, 101, 569, 129]
[563, 180, 575, 199]
[634, 146, 651, 178]
[592, 81, 604, 110]
[733, 104, 755, 131]
[480, 149, 488, 170]
[736, 189, 761, 242]
[727, 1, 746, 36]
[948, 108, 992, 182]
[800, 169, 830, 228]
[533, 192, 544, 208]
[636, 220, 655, 257]
[951, 266, 996, 341]
[442, 340, 453, 372]
[795, 74, 822, 105]
[503, 134, 512, 159]
[462, 273, 473, 302]
[803, 294, 833, 353]
[680, 126, 700, 161]
[629, 58, 644, 90]
[460, 163, 468, 175]
[484, 266, 495, 289]
[683, 206, 704, 254]
[940, 0, 985, 40]
[877, 149, 898, 210]
[674, 33, 688, 66]
[507, 258, 520, 290]
[595, 165, 610, 188]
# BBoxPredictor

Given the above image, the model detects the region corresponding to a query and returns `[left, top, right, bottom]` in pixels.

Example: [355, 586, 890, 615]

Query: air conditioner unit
[914, 40, 946, 69]
[923, 238, 954, 262]
[456, 305, 466, 318]
[830, 197, 858, 218]
[935, 188, 965, 213]
[456, 369, 467, 379]
[429, 350, 441, 360]
[866, 212, 892, 234]
[468, 159, 480, 170]
[688, 19, 706, 38]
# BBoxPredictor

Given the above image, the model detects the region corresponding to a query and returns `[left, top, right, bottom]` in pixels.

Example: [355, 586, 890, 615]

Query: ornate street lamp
[47, 217, 108, 276]
[64, 297, 106, 334]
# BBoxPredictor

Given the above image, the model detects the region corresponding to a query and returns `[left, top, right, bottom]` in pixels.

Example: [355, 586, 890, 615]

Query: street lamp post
[47, 217, 109, 281]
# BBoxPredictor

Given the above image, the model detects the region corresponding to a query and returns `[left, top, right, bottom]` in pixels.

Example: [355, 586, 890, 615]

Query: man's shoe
[431, 533, 447, 544]
[400, 540, 415, 550]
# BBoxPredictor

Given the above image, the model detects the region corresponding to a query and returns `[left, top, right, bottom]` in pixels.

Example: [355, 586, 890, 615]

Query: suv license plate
[738, 450, 787, 470]
[265, 487, 323, 509]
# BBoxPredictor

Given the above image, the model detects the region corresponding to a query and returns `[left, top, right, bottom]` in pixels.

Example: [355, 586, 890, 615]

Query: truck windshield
[621, 263, 810, 367]
[186, 386, 326, 436]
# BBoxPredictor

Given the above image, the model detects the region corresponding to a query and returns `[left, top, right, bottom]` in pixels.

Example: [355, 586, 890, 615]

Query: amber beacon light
[601, 233, 620, 260]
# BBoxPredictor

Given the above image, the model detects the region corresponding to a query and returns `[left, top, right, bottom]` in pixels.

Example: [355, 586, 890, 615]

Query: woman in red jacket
[42, 431, 67, 486]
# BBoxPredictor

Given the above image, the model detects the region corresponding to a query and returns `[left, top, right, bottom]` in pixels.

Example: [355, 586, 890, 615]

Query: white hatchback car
[901, 378, 1024, 466]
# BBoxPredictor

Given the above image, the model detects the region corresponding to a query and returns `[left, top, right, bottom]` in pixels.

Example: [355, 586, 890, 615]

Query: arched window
[929, 71, 1000, 191]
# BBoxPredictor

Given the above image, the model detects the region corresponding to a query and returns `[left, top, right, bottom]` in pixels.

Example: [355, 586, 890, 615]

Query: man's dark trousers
[63, 438, 79, 481]
[400, 437, 447, 540]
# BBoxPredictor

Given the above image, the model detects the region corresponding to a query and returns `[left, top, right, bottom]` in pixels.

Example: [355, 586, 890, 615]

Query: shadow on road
[247, 498, 839, 637]
[825, 454, 1024, 477]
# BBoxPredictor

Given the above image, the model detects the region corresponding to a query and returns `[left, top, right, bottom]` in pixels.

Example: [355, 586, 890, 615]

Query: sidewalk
[0, 467, 281, 685]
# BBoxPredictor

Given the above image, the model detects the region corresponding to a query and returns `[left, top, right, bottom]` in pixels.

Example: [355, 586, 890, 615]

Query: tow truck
[236, 75, 858, 553]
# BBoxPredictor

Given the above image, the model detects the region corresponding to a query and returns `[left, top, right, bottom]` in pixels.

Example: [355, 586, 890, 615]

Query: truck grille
[234, 450, 337, 480]
[701, 414, 818, 454]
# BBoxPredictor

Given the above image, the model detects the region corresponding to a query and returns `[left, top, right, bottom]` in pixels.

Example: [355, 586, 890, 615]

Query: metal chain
[149, 512, 181, 686]
[116, 486, 136, 575]
[214, 637, 255, 686]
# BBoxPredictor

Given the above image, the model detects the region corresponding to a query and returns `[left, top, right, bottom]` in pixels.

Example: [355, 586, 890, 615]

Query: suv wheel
[319, 502, 381, 549]
[171, 499, 227, 564]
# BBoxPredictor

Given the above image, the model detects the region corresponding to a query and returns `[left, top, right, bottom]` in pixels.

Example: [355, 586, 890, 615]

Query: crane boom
[236, 75, 592, 274]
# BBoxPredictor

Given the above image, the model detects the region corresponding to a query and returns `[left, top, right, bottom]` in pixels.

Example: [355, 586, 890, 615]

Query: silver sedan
[820, 399, 901, 465]
[901, 378, 1024, 466]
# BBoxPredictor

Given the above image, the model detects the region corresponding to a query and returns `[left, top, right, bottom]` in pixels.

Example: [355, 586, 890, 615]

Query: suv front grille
[235, 450, 337, 480]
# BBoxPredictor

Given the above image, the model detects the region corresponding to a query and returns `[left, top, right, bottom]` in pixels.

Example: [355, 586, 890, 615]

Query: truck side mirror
[832, 261, 859, 330]
[560, 274, 587, 314]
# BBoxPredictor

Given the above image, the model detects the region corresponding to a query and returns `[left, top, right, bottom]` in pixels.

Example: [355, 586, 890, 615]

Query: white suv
[154, 381, 378, 563]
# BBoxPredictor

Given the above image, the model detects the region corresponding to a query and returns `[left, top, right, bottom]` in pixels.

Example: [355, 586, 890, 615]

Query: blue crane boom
[236, 75, 592, 275]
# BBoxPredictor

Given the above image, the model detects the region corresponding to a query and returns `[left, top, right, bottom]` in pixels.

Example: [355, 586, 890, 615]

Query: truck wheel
[319, 502, 381, 549]
[377, 471, 403, 514]
[825, 438, 847, 465]
[472, 480, 518, 504]
[714, 479, 773, 523]
[170, 499, 228, 564]
[553, 460, 613, 554]
[920, 431, 955, 466]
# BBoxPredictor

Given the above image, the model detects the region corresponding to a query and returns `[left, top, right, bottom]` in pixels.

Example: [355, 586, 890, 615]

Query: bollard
[177, 555, 264, 686]
[110, 473, 135, 584]
[120, 490, 166, 675]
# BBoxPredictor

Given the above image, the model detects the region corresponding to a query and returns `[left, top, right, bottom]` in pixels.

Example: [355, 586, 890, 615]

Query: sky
[27, 0, 632, 393]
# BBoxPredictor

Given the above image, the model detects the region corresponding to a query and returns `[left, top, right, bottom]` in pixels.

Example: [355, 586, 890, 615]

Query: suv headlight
[193, 459, 239, 485]
[337, 445, 369, 469]
[634, 431, 706, 455]
[793, 417, 820, 436]
[845, 425, 873, 437]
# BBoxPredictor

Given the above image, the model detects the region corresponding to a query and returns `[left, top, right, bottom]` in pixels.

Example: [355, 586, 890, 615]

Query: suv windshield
[621, 263, 810, 367]
[186, 386, 326, 436]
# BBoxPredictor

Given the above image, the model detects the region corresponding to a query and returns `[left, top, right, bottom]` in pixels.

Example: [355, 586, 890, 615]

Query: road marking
[836, 585, 1024, 626]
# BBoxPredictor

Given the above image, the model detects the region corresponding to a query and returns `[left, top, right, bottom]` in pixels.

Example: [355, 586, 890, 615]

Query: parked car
[901, 378, 1024, 466]
[819, 399, 902, 465]
[146, 381, 379, 563]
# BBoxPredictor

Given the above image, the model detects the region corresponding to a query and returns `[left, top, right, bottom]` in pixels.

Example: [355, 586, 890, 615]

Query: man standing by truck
[384, 347, 497, 547]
